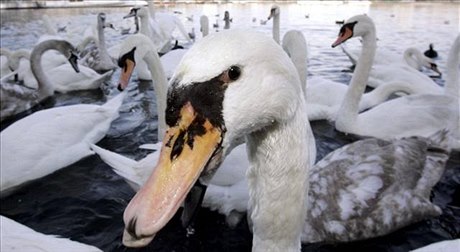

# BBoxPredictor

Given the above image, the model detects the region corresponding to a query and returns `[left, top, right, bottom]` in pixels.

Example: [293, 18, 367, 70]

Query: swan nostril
[126, 217, 139, 239]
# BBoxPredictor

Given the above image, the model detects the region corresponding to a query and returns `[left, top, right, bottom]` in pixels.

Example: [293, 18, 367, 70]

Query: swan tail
[415, 129, 451, 197]
[90, 144, 142, 191]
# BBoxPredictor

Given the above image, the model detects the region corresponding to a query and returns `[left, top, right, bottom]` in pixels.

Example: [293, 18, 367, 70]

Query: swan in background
[200, 15, 209, 37]
[79, 13, 117, 73]
[0, 48, 13, 79]
[121, 30, 451, 250]
[0, 91, 126, 197]
[223, 11, 232, 30]
[332, 15, 459, 149]
[0, 39, 79, 121]
[267, 5, 281, 43]
[342, 44, 440, 72]
[1, 215, 102, 252]
[424, 43, 438, 58]
[147, 1, 192, 49]
[5, 45, 112, 93]
[281, 28, 417, 121]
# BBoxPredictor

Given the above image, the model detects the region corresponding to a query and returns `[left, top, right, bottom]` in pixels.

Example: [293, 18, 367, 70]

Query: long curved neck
[404, 48, 422, 70]
[140, 13, 153, 39]
[30, 40, 57, 98]
[9, 49, 31, 69]
[200, 16, 209, 37]
[444, 35, 460, 97]
[247, 100, 310, 252]
[144, 51, 168, 140]
[335, 29, 377, 130]
[97, 21, 112, 63]
[272, 13, 280, 44]
[282, 31, 307, 96]
[336, 30, 376, 129]
[359, 81, 416, 111]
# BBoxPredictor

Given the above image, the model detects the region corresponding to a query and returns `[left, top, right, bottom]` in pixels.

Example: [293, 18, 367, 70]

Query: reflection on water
[0, 1, 459, 252]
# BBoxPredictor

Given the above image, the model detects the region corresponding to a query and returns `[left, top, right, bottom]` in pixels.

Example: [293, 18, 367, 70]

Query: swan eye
[222, 65, 241, 82]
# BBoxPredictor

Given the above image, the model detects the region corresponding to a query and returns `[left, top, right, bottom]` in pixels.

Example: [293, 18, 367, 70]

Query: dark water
[1, 2, 459, 252]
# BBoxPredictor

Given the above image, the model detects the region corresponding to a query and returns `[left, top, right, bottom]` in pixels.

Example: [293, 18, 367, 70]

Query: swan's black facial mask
[117, 47, 136, 91]
[331, 21, 358, 48]
[68, 51, 80, 73]
[124, 8, 139, 19]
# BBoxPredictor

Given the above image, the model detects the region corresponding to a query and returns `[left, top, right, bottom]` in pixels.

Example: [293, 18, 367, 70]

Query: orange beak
[332, 26, 353, 48]
[118, 58, 136, 91]
[122, 102, 224, 247]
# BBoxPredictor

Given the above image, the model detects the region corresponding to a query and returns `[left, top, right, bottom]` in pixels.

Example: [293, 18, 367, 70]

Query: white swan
[0, 91, 126, 197]
[411, 239, 460, 252]
[1, 215, 102, 252]
[0, 39, 79, 121]
[120, 30, 451, 250]
[6, 47, 112, 93]
[200, 15, 210, 38]
[79, 13, 117, 73]
[277, 15, 417, 121]
[93, 34, 249, 225]
[0, 48, 13, 79]
[332, 15, 459, 149]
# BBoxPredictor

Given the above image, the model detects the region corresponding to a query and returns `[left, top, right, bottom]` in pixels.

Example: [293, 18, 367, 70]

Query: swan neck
[444, 35, 460, 97]
[144, 51, 168, 140]
[336, 30, 376, 128]
[360, 81, 414, 111]
[30, 40, 56, 97]
[140, 13, 153, 38]
[282, 33, 307, 96]
[403, 48, 420, 70]
[246, 103, 310, 252]
[272, 13, 280, 44]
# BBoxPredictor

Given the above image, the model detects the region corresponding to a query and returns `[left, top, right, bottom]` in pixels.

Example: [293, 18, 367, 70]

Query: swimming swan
[0, 92, 126, 197]
[332, 15, 459, 149]
[121, 30, 451, 250]
[1, 215, 102, 252]
[0, 39, 79, 121]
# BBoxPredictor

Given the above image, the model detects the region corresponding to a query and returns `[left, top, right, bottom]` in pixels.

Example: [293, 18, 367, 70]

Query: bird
[332, 15, 459, 149]
[0, 91, 126, 196]
[424, 43, 438, 58]
[410, 239, 460, 252]
[0, 39, 79, 121]
[120, 30, 451, 250]
[275, 11, 418, 122]
[79, 13, 117, 73]
[223, 11, 232, 30]
[1, 215, 102, 252]
[341, 45, 443, 94]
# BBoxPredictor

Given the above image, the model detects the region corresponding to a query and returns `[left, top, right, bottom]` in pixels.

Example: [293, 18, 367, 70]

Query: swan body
[0, 48, 13, 79]
[120, 30, 451, 251]
[333, 16, 459, 149]
[411, 239, 460, 252]
[1, 215, 102, 252]
[280, 30, 418, 122]
[5, 45, 112, 93]
[0, 92, 125, 196]
[0, 39, 79, 121]
[80, 13, 117, 73]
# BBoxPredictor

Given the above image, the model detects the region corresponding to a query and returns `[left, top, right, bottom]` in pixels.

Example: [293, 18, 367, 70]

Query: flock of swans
[0, 3, 459, 252]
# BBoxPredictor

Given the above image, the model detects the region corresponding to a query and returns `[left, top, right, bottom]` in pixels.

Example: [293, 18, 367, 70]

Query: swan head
[53, 39, 80, 73]
[124, 7, 140, 19]
[332, 14, 375, 47]
[122, 30, 303, 248]
[117, 34, 156, 90]
[268, 5, 280, 20]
